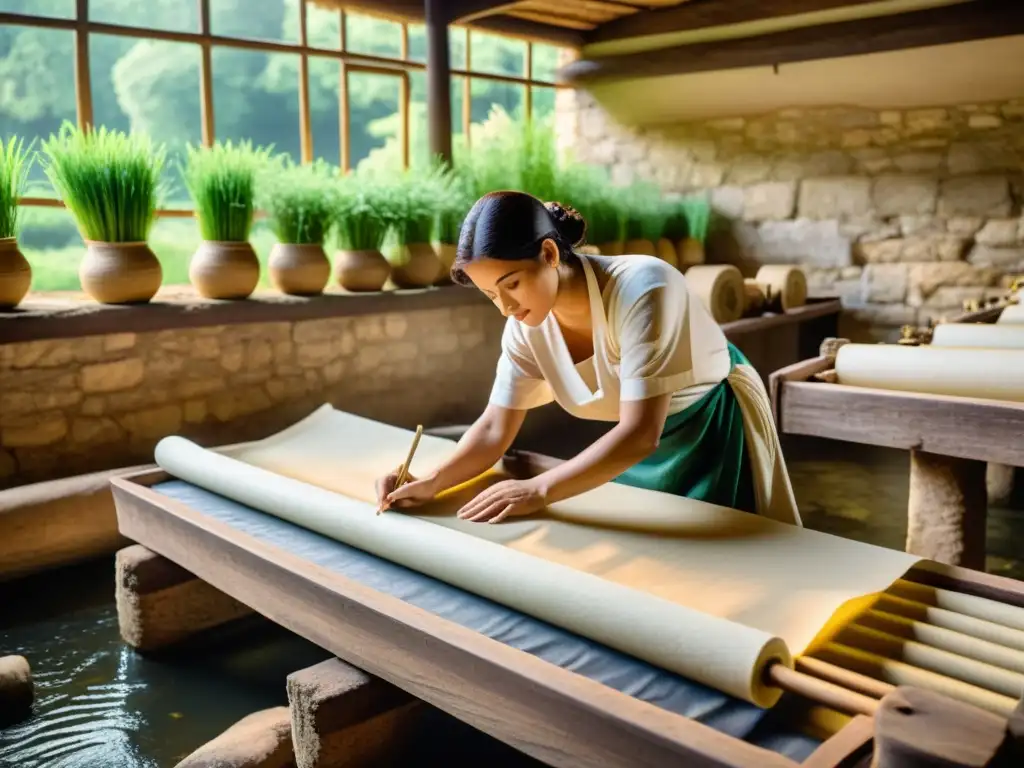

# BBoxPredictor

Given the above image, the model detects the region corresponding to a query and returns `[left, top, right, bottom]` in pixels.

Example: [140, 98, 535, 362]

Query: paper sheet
[155, 405, 921, 707]
[931, 322, 1024, 350]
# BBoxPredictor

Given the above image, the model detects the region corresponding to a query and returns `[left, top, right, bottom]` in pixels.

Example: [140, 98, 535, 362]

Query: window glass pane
[451, 75, 467, 147]
[17, 206, 83, 292]
[0, 26, 76, 196]
[210, 0, 296, 43]
[449, 26, 467, 70]
[89, 0, 198, 33]
[344, 12, 401, 58]
[470, 80, 524, 144]
[532, 86, 556, 122]
[0, 0, 73, 18]
[309, 56, 341, 168]
[469, 30, 526, 77]
[531, 42, 563, 82]
[305, 1, 341, 49]
[407, 23, 426, 63]
[347, 70, 400, 171]
[90, 35, 203, 208]
[408, 70, 427, 169]
[212, 47, 301, 165]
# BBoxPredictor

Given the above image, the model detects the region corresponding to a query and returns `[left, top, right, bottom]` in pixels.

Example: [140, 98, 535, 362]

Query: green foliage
[389, 160, 457, 245]
[623, 180, 668, 242]
[559, 164, 625, 245]
[0, 136, 34, 240]
[332, 170, 394, 252]
[435, 160, 475, 245]
[183, 139, 273, 242]
[40, 121, 166, 243]
[679, 196, 712, 242]
[260, 158, 337, 245]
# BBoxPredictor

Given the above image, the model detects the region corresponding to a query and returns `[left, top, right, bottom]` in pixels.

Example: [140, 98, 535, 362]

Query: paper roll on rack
[756, 266, 807, 312]
[998, 303, 1024, 324]
[834, 344, 1024, 402]
[931, 322, 1024, 350]
[686, 264, 744, 323]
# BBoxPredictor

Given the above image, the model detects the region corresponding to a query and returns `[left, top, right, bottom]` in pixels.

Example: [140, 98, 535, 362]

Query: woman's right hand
[375, 470, 439, 512]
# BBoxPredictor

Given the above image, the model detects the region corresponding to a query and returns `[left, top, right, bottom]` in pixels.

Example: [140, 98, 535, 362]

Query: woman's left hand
[456, 478, 547, 523]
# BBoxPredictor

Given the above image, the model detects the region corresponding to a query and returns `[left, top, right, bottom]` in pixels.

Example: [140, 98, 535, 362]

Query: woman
[375, 190, 800, 526]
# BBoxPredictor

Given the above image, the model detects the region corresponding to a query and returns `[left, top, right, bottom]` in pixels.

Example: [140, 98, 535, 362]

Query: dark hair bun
[545, 201, 587, 248]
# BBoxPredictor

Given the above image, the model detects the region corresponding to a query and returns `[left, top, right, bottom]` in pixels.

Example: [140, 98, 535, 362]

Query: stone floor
[784, 434, 1024, 581]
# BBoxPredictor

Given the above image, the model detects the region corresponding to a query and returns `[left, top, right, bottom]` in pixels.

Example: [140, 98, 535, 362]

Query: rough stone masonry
[556, 90, 1024, 341]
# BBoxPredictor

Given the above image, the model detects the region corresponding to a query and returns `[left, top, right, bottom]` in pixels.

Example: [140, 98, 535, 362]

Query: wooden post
[907, 450, 987, 571]
[425, 0, 453, 164]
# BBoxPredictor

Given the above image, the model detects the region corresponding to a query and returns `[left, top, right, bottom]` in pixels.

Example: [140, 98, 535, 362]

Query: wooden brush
[378, 424, 423, 514]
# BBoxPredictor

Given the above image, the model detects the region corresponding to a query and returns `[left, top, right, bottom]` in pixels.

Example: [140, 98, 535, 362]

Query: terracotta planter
[391, 242, 442, 289]
[677, 237, 706, 269]
[268, 243, 330, 296]
[656, 238, 679, 268]
[434, 242, 457, 285]
[80, 240, 162, 305]
[595, 241, 624, 256]
[0, 238, 31, 310]
[623, 239, 656, 257]
[189, 240, 260, 300]
[335, 249, 390, 292]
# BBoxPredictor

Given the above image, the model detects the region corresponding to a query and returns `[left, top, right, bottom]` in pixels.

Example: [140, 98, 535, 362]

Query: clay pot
[189, 240, 260, 300]
[335, 249, 390, 292]
[435, 242, 457, 285]
[656, 238, 679, 268]
[391, 242, 442, 289]
[268, 243, 330, 296]
[80, 240, 162, 304]
[677, 237, 706, 269]
[623, 239, 656, 257]
[595, 241, 624, 256]
[0, 238, 31, 310]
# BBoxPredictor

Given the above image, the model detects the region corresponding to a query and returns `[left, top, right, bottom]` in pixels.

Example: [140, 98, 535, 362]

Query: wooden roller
[755, 265, 807, 312]
[742, 279, 768, 316]
[890, 581, 1024, 633]
[685, 264, 744, 323]
[998, 303, 1024, 324]
[875, 593, 1024, 652]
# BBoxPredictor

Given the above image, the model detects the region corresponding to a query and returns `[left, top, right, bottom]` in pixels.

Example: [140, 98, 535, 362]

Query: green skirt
[614, 343, 757, 514]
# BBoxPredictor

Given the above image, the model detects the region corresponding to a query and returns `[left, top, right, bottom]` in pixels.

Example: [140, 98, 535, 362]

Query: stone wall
[0, 301, 506, 489]
[557, 90, 1024, 340]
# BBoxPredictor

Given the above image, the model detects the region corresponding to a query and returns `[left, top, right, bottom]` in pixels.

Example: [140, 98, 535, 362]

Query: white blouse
[488, 253, 731, 422]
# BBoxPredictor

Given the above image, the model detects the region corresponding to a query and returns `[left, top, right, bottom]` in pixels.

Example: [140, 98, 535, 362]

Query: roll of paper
[686, 264, 745, 323]
[931, 323, 1024, 350]
[756, 265, 808, 312]
[835, 344, 1024, 402]
[998, 303, 1024, 325]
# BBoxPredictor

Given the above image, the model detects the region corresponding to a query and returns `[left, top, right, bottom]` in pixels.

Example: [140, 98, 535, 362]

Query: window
[88, 0, 198, 34]
[308, 56, 342, 167]
[306, 1, 341, 50]
[210, 0, 296, 44]
[344, 12, 401, 59]
[0, 0, 73, 19]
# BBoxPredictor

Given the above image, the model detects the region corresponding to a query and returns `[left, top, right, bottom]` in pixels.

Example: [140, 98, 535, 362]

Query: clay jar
[334, 249, 390, 292]
[189, 240, 260, 300]
[0, 238, 31, 309]
[391, 242, 442, 289]
[80, 241, 162, 304]
[656, 238, 679, 268]
[268, 243, 330, 296]
[434, 242, 457, 285]
[677, 237, 706, 269]
[595, 241, 624, 256]
[622, 239, 656, 257]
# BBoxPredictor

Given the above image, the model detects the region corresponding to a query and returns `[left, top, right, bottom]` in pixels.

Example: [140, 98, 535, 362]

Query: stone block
[742, 182, 796, 221]
[0, 655, 33, 727]
[872, 175, 937, 217]
[857, 235, 966, 263]
[116, 544, 254, 652]
[974, 218, 1021, 247]
[947, 217, 985, 237]
[967, 245, 1024, 270]
[907, 262, 1002, 306]
[892, 152, 944, 173]
[287, 657, 423, 768]
[863, 264, 908, 303]
[0, 412, 68, 448]
[948, 141, 1016, 175]
[725, 154, 772, 185]
[709, 186, 745, 219]
[81, 358, 145, 393]
[174, 707, 293, 768]
[798, 177, 872, 219]
[938, 175, 1012, 217]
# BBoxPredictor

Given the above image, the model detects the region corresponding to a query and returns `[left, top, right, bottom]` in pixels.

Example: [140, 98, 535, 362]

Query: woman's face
[461, 239, 560, 328]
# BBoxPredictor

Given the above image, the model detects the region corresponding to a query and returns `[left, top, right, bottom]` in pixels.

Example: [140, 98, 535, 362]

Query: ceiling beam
[584, 0, 890, 45]
[463, 14, 586, 46]
[560, 0, 1024, 85]
[445, 1, 523, 23]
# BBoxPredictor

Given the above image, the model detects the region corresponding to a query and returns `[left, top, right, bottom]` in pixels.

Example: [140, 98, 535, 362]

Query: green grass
[260, 159, 337, 245]
[679, 196, 712, 242]
[332, 172, 394, 252]
[182, 139, 274, 242]
[0, 136, 34, 240]
[40, 122, 165, 242]
[560, 164, 625, 245]
[623, 181, 668, 242]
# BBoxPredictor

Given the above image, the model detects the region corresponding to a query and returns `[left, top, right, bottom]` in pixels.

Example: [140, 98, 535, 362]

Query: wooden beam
[586, 0, 887, 45]
[448, 1, 523, 23]
[465, 14, 585, 47]
[561, 0, 1024, 84]
[425, 0, 454, 163]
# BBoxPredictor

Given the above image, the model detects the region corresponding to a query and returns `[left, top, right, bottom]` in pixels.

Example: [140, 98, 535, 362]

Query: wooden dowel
[860, 609, 1024, 674]
[815, 643, 1019, 717]
[767, 663, 879, 717]
[892, 580, 1024, 631]
[838, 623, 1024, 698]
[875, 593, 1024, 652]
[795, 656, 895, 700]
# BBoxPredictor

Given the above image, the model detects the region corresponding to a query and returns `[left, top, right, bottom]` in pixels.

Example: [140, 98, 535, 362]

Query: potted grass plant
[0, 136, 34, 309]
[434, 164, 473, 286]
[622, 181, 667, 257]
[332, 172, 393, 292]
[677, 195, 711, 268]
[561, 165, 624, 256]
[40, 122, 165, 304]
[389, 164, 450, 289]
[261, 159, 335, 296]
[182, 139, 272, 300]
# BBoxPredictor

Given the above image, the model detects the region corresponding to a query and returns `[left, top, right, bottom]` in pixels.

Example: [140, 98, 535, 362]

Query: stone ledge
[0, 285, 488, 344]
